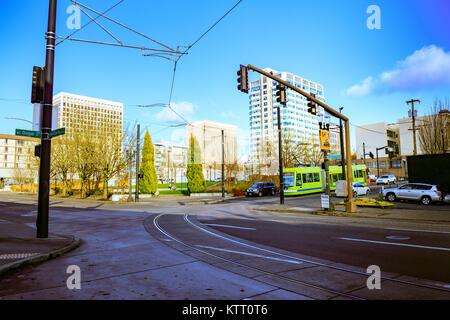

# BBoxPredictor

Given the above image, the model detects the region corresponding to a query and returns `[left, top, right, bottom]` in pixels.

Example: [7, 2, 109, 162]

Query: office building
[51, 92, 123, 139]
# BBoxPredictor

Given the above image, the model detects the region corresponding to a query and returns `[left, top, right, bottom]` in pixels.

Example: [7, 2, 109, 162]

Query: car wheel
[353, 191, 357, 198]
[421, 196, 431, 205]
[386, 193, 396, 202]
[258, 191, 262, 197]
[271, 189, 275, 196]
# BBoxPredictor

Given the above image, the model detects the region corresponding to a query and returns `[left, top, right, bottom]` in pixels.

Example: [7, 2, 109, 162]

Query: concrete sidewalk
[0, 217, 81, 278]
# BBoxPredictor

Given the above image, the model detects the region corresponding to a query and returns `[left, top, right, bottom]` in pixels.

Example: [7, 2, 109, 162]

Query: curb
[183, 196, 246, 206]
[0, 235, 82, 278]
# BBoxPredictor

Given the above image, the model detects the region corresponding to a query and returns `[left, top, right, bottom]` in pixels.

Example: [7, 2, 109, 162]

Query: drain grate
[0, 253, 40, 260]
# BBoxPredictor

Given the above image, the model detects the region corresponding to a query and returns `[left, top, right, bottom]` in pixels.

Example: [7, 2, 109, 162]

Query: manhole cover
[386, 235, 411, 240]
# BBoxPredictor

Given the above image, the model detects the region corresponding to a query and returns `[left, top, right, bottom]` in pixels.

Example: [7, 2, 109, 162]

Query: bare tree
[52, 136, 76, 196]
[418, 98, 450, 154]
[98, 125, 136, 199]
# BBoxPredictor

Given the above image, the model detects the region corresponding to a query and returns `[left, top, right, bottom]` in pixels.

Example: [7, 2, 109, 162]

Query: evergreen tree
[139, 131, 158, 194]
[186, 134, 206, 193]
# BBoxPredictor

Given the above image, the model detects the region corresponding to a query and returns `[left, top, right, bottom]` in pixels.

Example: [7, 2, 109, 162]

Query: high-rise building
[248, 68, 340, 172]
[51, 92, 123, 139]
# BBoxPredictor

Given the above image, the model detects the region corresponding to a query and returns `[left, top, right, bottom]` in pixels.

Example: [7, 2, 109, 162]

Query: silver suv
[383, 183, 442, 205]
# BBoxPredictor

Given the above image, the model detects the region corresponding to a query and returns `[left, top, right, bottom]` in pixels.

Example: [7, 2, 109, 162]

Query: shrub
[186, 163, 206, 193]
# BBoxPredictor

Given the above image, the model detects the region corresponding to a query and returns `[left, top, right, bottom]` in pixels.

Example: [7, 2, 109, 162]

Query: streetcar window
[296, 174, 302, 186]
[303, 173, 314, 183]
[314, 173, 320, 182]
[284, 173, 295, 187]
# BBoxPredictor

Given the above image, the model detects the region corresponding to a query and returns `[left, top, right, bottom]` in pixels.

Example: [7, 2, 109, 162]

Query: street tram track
[184, 214, 450, 294]
[152, 213, 367, 300]
[150, 213, 450, 300]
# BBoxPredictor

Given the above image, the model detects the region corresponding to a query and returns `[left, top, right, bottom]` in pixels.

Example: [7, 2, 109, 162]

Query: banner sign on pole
[320, 129, 331, 152]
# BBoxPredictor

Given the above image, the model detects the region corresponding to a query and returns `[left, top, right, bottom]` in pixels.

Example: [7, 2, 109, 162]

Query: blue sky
[1, 0, 449, 160]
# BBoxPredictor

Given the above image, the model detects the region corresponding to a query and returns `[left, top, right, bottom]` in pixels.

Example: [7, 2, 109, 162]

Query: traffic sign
[15, 129, 42, 138]
[321, 195, 330, 209]
[49, 127, 65, 139]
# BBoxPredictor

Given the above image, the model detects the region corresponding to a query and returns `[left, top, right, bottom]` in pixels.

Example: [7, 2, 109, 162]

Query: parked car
[353, 183, 370, 197]
[377, 174, 397, 185]
[368, 175, 377, 183]
[246, 182, 276, 197]
[383, 183, 442, 205]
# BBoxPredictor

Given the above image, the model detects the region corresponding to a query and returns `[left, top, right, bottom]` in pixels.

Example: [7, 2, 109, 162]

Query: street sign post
[15, 129, 42, 139]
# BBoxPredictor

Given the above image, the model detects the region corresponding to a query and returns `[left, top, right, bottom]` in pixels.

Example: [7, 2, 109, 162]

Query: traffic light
[237, 64, 249, 93]
[31, 66, 45, 104]
[369, 152, 374, 159]
[307, 93, 317, 115]
[275, 84, 287, 105]
[34, 144, 41, 158]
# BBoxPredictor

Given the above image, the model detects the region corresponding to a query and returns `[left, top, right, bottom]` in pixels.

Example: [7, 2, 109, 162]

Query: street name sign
[49, 127, 65, 139]
[15, 129, 41, 138]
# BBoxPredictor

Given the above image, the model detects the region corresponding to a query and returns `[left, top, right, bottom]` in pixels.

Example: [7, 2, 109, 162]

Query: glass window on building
[391, 160, 402, 168]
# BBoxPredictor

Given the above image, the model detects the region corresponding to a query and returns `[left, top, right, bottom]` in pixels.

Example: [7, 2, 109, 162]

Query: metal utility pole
[363, 142, 366, 164]
[167, 148, 170, 184]
[339, 107, 346, 181]
[406, 99, 420, 156]
[135, 124, 140, 202]
[36, 0, 57, 238]
[128, 150, 133, 202]
[221, 130, 225, 198]
[277, 106, 285, 204]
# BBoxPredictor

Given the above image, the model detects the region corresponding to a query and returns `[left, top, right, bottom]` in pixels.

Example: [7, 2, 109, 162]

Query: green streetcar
[283, 164, 368, 196]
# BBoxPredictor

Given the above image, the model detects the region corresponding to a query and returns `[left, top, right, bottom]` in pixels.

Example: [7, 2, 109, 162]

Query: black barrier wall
[407, 154, 450, 193]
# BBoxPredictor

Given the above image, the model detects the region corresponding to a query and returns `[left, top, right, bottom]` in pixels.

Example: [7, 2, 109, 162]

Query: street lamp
[5, 117, 33, 125]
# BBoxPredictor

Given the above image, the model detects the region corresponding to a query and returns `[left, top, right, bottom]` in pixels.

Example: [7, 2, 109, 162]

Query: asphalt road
[1, 193, 449, 299]
[198, 216, 450, 283]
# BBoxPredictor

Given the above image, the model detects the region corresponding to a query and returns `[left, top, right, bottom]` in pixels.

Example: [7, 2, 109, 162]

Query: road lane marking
[203, 224, 256, 230]
[384, 227, 450, 235]
[196, 245, 302, 264]
[339, 237, 450, 252]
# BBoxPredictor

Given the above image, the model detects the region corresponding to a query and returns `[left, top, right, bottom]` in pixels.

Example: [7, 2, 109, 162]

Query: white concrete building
[0, 134, 40, 185]
[186, 120, 238, 166]
[154, 142, 188, 183]
[51, 92, 123, 139]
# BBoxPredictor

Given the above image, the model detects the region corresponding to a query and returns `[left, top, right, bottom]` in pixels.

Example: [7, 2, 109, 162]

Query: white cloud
[154, 101, 197, 123]
[346, 45, 450, 97]
[345, 77, 374, 97]
[170, 127, 187, 145]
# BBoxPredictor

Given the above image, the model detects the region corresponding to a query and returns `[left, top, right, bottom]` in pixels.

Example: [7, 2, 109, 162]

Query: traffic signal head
[307, 93, 317, 115]
[237, 64, 249, 93]
[275, 84, 287, 105]
[31, 66, 45, 104]
[369, 152, 374, 159]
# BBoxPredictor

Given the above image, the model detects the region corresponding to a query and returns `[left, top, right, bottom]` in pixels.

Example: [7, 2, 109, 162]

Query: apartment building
[154, 142, 188, 183]
[0, 134, 40, 185]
